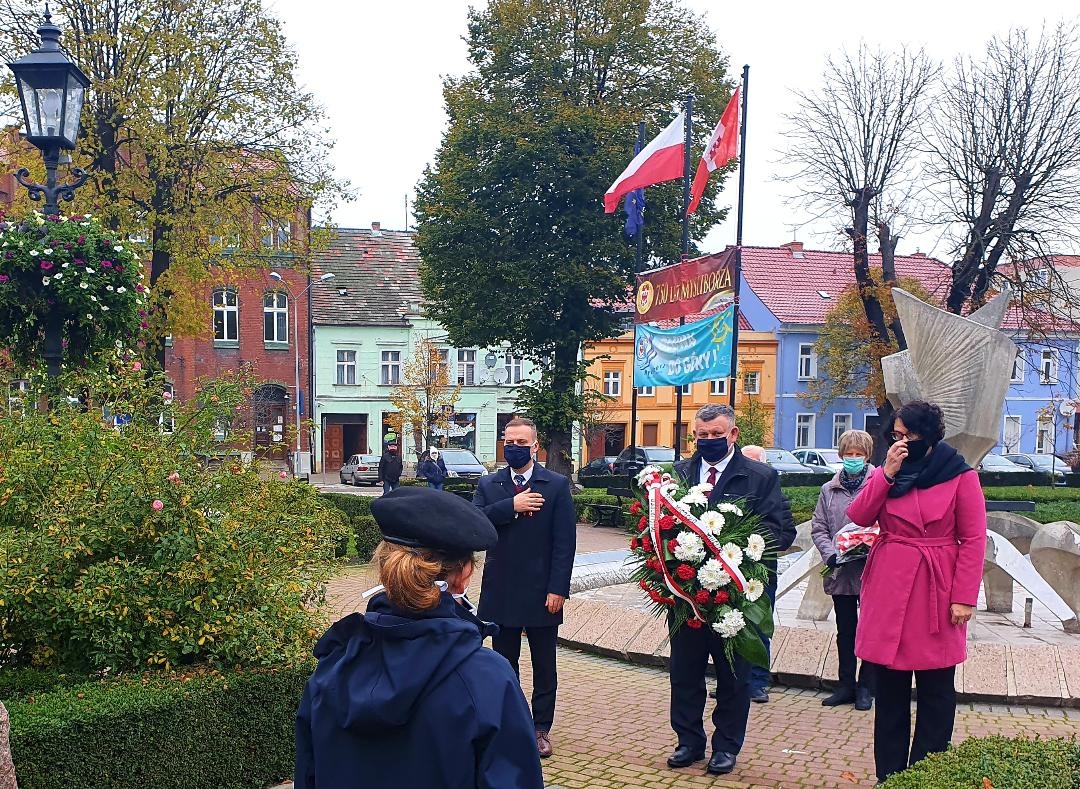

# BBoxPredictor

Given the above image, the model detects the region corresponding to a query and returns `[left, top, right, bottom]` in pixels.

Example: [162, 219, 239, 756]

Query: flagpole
[675, 92, 693, 462]
[728, 66, 749, 410]
[629, 121, 645, 461]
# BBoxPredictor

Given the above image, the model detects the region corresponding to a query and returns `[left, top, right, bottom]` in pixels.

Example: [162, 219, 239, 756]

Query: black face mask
[697, 437, 730, 463]
[504, 444, 533, 470]
[904, 438, 930, 463]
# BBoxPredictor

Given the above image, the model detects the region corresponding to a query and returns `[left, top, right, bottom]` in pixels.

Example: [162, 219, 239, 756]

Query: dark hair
[890, 400, 946, 445]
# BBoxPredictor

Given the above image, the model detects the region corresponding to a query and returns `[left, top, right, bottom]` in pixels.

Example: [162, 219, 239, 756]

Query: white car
[792, 448, 844, 472]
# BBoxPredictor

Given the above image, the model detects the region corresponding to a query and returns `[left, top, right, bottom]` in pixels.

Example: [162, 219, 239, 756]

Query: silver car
[340, 453, 381, 485]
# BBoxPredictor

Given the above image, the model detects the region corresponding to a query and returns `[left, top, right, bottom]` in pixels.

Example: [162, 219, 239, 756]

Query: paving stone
[623, 612, 671, 665]
[1057, 644, 1080, 702]
[772, 628, 830, 687]
[963, 642, 1008, 700]
[1010, 645, 1064, 704]
[592, 608, 653, 657]
[558, 601, 609, 643]
[561, 602, 618, 647]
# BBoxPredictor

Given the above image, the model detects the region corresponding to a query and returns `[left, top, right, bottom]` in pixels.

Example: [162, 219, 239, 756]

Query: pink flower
[278, 471, 288, 480]
[162, 391, 173, 402]
[151, 499, 164, 511]
[132, 361, 142, 371]
[0, 275, 8, 283]
[40, 261, 54, 271]
[167, 471, 181, 484]
[135, 284, 146, 293]
[101, 260, 113, 268]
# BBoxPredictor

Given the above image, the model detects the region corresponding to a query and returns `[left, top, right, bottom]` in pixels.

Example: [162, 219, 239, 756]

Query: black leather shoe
[855, 687, 873, 711]
[750, 689, 769, 703]
[822, 687, 856, 706]
[706, 751, 737, 775]
[666, 745, 706, 769]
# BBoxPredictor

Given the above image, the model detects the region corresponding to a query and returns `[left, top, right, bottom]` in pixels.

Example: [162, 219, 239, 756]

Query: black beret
[371, 486, 498, 556]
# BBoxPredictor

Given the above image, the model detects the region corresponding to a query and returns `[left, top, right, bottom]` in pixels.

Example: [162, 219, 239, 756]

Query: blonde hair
[837, 429, 873, 458]
[373, 541, 471, 612]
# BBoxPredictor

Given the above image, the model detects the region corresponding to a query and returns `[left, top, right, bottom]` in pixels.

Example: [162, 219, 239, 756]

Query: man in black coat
[667, 404, 796, 777]
[377, 444, 402, 496]
[474, 416, 576, 759]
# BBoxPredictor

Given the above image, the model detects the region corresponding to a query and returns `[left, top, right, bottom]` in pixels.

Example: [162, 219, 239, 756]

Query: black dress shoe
[706, 751, 737, 775]
[750, 689, 769, 703]
[821, 687, 856, 706]
[666, 745, 706, 768]
[855, 687, 873, 711]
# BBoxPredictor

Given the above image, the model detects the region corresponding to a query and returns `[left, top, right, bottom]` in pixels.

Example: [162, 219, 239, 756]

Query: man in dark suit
[667, 404, 796, 776]
[474, 416, 576, 759]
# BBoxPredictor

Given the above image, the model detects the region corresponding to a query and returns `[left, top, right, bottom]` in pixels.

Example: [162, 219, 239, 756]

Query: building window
[1011, 351, 1025, 383]
[435, 348, 450, 382]
[457, 349, 476, 385]
[1040, 349, 1057, 384]
[261, 218, 292, 249]
[8, 379, 29, 415]
[212, 288, 238, 342]
[1003, 415, 1021, 453]
[603, 370, 622, 396]
[1036, 416, 1054, 454]
[679, 383, 691, 395]
[798, 343, 817, 379]
[642, 422, 659, 444]
[263, 291, 288, 343]
[710, 378, 727, 396]
[638, 386, 655, 396]
[336, 350, 357, 385]
[832, 414, 851, 448]
[503, 352, 524, 384]
[382, 350, 402, 385]
[743, 371, 761, 395]
[796, 413, 815, 448]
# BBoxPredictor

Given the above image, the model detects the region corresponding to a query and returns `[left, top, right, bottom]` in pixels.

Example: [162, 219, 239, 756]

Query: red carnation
[686, 617, 703, 629]
[641, 537, 653, 552]
[648, 589, 660, 602]
[676, 564, 695, 581]
[639, 579, 650, 591]
[659, 514, 676, 531]
[629, 501, 642, 514]
[630, 536, 639, 550]
[694, 590, 711, 605]
[667, 538, 680, 552]
[714, 590, 730, 604]
[637, 516, 647, 530]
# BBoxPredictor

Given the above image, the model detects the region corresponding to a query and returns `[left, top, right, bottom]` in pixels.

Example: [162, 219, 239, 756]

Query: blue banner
[634, 305, 734, 388]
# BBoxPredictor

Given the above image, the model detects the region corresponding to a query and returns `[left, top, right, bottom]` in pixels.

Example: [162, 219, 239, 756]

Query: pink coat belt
[878, 534, 958, 634]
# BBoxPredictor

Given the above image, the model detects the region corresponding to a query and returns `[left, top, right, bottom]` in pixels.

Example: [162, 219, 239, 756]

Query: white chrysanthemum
[716, 502, 744, 517]
[698, 510, 725, 536]
[659, 481, 679, 497]
[744, 578, 765, 602]
[720, 542, 744, 567]
[635, 465, 662, 484]
[746, 534, 766, 562]
[672, 532, 706, 563]
[679, 489, 709, 508]
[697, 558, 732, 591]
[713, 609, 746, 638]
[689, 482, 713, 496]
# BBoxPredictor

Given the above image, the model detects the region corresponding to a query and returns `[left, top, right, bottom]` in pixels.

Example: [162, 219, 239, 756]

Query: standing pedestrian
[419, 448, 448, 490]
[474, 417, 576, 759]
[378, 444, 402, 496]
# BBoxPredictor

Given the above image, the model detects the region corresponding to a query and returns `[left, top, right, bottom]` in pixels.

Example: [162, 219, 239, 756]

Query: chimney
[782, 241, 803, 253]
[371, 221, 382, 236]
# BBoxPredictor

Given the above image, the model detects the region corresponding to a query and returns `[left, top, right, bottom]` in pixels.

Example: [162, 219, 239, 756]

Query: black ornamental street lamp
[8, 7, 90, 217]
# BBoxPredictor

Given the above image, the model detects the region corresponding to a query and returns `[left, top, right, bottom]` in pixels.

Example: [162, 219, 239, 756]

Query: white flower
[699, 511, 725, 536]
[672, 532, 706, 563]
[41, 276, 51, 285]
[101, 304, 109, 311]
[86, 313, 93, 319]
[678, 489, 709, 508]
[746, 534, 766, 562]
[43, 248, 52, 254]
[62, 262, 70, 268]
[659, 481, 679, 497]
[116, 286, 126, 293]
[105, 285, 114, 291]
[720, 542, 744, 567]
[29, 249, 38, 256]
[53, 273, 62, 280]
[86, 268, 95, 274]
[89, 295, 98, 302]
[635, 465, 662, 485]
[115, 245, 124, 251]
[697, 558, 732, 591]
[744, 578, 765, 602]
[716, 502, 744, 517]
[713, 609, 746, 638]
[79, 282, 88, 289]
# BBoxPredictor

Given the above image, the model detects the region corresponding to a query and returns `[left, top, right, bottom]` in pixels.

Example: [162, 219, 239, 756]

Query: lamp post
[271, 271, 335, 475]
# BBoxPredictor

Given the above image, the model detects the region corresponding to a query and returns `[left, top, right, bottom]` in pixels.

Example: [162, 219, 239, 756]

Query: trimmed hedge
[317, 493, 383, 561]
[6, 664, 311, 789]
[880, 735, 1080, 789]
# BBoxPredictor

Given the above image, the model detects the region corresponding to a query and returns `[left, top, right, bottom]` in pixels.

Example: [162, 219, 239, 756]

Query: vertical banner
[634, 303, 734, 388]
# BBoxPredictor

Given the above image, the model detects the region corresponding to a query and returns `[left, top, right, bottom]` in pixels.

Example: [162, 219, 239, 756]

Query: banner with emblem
[634, 250, 735, 323]
[634, 303, 734, 388]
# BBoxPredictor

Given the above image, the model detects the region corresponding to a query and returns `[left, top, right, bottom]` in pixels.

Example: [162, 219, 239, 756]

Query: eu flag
[624, 188, 645, 238]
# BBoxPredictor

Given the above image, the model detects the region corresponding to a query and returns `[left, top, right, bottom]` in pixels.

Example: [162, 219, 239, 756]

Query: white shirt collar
[511, 465, 534, 484]
[699, 449, 735, 486]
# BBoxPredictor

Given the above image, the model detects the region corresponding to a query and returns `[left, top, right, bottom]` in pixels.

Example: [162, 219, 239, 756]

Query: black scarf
[888, 440, 971, 498]
[839, 468, 866, 493]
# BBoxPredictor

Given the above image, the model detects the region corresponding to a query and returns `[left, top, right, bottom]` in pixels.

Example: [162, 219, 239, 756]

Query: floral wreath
[629, 465, 775, 668]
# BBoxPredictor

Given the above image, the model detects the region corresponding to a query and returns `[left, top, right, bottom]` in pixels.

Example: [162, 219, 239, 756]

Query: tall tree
[387, 339, 462, 457]
[928, 23, 1080, 315]
[414, 0, 731, 474]
[0, 0, 340, 358]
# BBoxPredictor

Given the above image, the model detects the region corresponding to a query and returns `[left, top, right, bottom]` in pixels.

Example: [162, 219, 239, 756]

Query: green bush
[0, 368, 346, 673]
[6, 664, 310, 789]
[572, 489, 637, 530]
[353, 515, 381, 562]
[880, 735, 1080, 789]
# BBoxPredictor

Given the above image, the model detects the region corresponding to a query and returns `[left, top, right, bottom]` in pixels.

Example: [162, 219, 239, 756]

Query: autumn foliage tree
[387, 339, 462, 457]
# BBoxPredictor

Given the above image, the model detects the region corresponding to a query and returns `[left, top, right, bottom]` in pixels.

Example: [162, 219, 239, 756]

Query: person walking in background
[419, 448, 448, 490]
[847, 401, 986, 784]
[474, 417, 576, 759]
[378, 444, 403, 496]
[810, 429, 876, 711]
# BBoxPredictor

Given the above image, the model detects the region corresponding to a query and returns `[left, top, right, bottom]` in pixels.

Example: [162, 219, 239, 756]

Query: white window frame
[1036, 415, 1054, 454]
[261, 218, 292, 249]
[710, 378, 727, 396]
[743, 371, 761, 395]
[263, 291, 289, 343]
[1011, 351, 1025, 383]
[603, 370, 622, 396]
[797, 343, 817, 380]
[336, 350, 357, 385]
[435, 348, 451, 382]
[1003, 415, 1022, 453]
[212, 288, 238, 342]
[832, 413, 852, 448]
[8, 379, 29, 415]
[504, 352, 524, 384]
[381, 350, 402, 386]
[1040, 349, 1058, 384]
[457, 349, 476, 386]
[795, 413, 815, 449]
[679, 383, 691, 395]
[638, 385, 655, 396]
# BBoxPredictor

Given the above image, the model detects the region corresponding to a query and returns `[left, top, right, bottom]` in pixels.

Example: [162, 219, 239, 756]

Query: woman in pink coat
[847, 401, 986, 784]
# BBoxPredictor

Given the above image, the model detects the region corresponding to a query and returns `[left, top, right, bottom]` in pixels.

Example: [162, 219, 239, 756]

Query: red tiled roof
[738, 244, 952, 324]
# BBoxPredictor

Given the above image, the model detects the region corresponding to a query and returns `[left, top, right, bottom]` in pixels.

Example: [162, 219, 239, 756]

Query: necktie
[707, 465, 717, 487]
[514, 474, 526, 492]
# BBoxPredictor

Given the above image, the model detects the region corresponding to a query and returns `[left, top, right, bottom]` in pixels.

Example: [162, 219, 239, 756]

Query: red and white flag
[687, 88, 740, 215]
[603, 111, 685, 214]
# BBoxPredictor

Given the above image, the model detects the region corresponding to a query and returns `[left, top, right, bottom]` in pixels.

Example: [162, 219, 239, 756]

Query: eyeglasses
[889, 431, 921, 442]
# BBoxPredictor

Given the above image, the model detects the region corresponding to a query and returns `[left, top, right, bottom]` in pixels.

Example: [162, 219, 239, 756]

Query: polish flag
[603, 111, 685, 214]
[687, 88, 740, 215]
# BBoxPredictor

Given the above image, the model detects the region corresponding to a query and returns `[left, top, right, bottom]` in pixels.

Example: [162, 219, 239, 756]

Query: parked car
[792, 448, 844, 471]
[612, 445, 677, 477]
[438, 448, 488, 485]
[978, 453, 1029, 474]
[578, 455, 617, 480]
[1001, 452, 1071, 484]
[765, 448, 832, 475]
[340, 453, 381, 485]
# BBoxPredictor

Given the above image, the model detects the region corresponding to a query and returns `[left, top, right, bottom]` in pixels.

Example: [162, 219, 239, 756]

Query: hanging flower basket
[0, 212, 147, 370]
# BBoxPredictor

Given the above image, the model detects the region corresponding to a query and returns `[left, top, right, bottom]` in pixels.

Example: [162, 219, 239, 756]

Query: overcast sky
[269, 0, 1079, 259]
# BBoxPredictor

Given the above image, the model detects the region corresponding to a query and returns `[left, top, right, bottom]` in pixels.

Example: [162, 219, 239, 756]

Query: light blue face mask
[842, 457, 866, 475]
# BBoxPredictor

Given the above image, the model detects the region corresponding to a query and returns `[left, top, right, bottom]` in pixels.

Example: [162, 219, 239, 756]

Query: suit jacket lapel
[498, 467, 518, 498]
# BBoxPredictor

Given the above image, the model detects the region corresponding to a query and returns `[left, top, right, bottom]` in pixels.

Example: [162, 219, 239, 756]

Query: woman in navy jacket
[294, 487, 544, 789]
